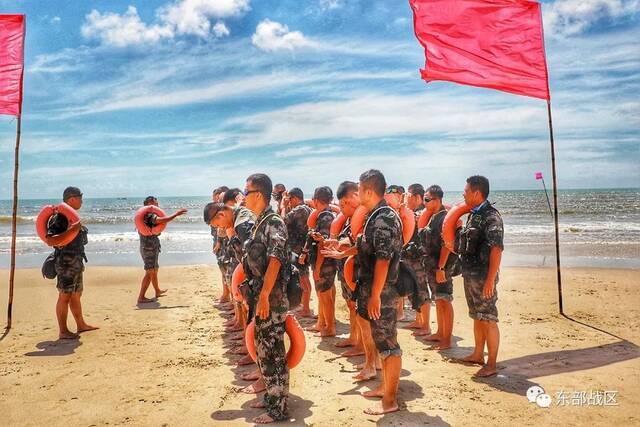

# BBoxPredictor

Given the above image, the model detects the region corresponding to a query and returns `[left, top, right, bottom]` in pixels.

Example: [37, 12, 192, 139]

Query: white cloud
[81, 6, 174, 47]
[252, 19, 317, 52]
[544, 0, 639, 36]
[51, 16, 61, 24]
[319, 0, 345, 10]
[159, 0, 249, 37]
[81, 1, 249, 47]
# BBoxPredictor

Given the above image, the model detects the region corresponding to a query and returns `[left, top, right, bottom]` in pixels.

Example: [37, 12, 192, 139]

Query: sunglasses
[423, 196, 433, 203]
[243, 189, 260, 197]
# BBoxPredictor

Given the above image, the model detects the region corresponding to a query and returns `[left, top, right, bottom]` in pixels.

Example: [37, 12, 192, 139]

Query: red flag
[410, 0, 550, 100]
[0, 14, 26, 116]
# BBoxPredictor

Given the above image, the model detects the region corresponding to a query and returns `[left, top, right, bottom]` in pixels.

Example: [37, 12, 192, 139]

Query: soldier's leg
[458, 276, 486, 364]
[254, 316, 289, 422]
[353, 314, 377, 381]
[56, 291, 75, 339]
[70, 286, 98, 333]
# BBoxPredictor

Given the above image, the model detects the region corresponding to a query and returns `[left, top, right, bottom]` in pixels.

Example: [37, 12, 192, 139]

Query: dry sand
[1, 265, 639, 426]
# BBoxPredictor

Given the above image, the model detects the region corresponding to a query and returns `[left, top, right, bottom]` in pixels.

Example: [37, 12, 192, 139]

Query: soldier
[307, 186, 338, 337]
[356, 170, 403, 415]
[44, 186, 98, 339]
[282, 187, 314, 318]
[242, 173, 290, 424]
[456, 175, 504, 378]
[212, 186, 230, 305]
[402, 183, 433, 336]
[421, 185, 457, 350]
[137, 196, 187, 303]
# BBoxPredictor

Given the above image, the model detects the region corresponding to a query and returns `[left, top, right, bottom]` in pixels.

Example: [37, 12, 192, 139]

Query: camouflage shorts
[426, 269, 454, 301]
[55, 252, 84, 294]
[313, 261, 336, 293]
[225, 260, 239, 286]
[255, 312, 289, 421]
[140, 238, 160, 271]
[463, 275, 498, 322]
[405, 257, 430, 309]
[357, 284, 402, 359]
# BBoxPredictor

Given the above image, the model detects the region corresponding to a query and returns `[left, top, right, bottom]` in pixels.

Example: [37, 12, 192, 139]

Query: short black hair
[336, 181, 358, 200]
[288, 187, 304, 201]
[313, 186, 333, 204]
[143, 195, 157, 206]
[359, 169, 386, 197]
[63, 186, 82, 202]
[274, 183, 286, 191]
[203, 202, 230, 224]
[222, 188, 242, 204]
[426, 185, 444, 200]
[408, 183, 425, 198]
[385, 184, 403, 195]
[213, 186, 229, 197]
[466, 175, 490, 198]
[247, 173, 272, 201]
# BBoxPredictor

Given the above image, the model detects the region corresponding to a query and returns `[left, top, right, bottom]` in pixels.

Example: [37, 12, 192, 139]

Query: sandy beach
[1, 265, 639, 426]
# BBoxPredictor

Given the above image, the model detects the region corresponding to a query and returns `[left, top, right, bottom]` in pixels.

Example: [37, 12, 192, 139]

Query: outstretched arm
[155, 208, 188, 224]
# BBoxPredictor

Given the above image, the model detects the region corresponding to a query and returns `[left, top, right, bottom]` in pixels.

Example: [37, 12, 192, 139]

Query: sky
[0, 0, 638, 199]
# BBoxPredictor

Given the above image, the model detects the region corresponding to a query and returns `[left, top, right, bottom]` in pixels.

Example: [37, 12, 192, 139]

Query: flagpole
[540, 178, 553, 216]
[6, 116, 21, 331]
[546, 100, 563, 315]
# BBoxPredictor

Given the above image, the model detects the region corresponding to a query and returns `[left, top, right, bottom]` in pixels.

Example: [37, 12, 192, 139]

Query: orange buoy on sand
[134, 205, 167, 236]
[245, 313, 306, 369]
[36, 203, 80, 247]
[442, 202, 471, 251]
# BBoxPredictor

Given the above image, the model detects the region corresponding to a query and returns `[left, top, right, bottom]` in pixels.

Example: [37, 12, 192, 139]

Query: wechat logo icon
[527, 385, 552, 408]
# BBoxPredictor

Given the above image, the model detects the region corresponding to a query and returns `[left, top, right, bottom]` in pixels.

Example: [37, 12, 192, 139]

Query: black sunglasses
[243, 189, 260, 197]
[423, 196, 433, 203]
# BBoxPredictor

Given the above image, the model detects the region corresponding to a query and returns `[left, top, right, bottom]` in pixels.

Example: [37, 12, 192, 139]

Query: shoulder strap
[252, 212, 278, 239]
[363, 206, 402, 237]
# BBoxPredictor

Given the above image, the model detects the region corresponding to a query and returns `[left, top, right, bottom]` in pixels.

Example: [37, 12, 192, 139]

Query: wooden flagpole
[6, 116, 22, 330]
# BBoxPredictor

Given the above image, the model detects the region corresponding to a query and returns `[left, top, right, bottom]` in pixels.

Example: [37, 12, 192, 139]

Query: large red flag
[0, 14, 26, 116]
[410, 0, 550, 100]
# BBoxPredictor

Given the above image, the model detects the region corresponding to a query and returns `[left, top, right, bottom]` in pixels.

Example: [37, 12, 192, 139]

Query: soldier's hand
[311, 232, 324, 242]
[69, 221, 82, 231]
[323, 239, 338, 250]
[368, 295, 382, 320]
[256, 293, 270, 319]
[435, 269, 446, 283]
[482, 282, 495, 300]
[298, 252, 307, 264]
[321, 248, 345, 259]
[176, 208, 188, 216]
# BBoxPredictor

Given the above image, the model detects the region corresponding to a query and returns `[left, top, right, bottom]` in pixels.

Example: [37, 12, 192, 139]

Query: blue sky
[0, 0, 638, 199]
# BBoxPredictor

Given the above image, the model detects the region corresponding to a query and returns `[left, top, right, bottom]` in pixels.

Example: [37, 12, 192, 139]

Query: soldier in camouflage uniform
[305, 186, 338, 336]
[355, 170, 403, 416]
[44, 187, 97, 340]
[136, 196, 187, 303]
[282, 187, 314, 317]
[421, 185, 458, 350]
[456, 175, 504, 378]
[211, 186, 230, 304]
[241, 173, 290, 424]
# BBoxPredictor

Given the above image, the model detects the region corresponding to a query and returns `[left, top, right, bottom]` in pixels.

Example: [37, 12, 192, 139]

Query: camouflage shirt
[421, 207, 449, 269]
[284, 204, 312, 255]
[310, 209, 337, 268]
[227, 206, 256, 263]
[457, 201, 504, 277]
[243, 206, 290, 313]
[336, 218, 352, 278]
[356, 200, 403, 290]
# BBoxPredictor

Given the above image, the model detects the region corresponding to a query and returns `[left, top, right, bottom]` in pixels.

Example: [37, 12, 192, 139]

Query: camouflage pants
[140, 237, 160, 270]
[357, 283, 402, 359]
[313, 260, 337, 293]
[55, 252, 84, 294]
[463, 275, 498, 322]
[405, 257, 430, 309]
[255, 313, 289, 421]
[426, 269, 454, 301]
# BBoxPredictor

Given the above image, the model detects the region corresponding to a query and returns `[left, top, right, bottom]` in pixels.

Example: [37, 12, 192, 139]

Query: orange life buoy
[245, 313, 306, 369]
[442, 202, 471, 251]
[417, 207, 434, 229]
[399, 205, 415, 245]
[306, 209, 320, 229]
[349, 205, 368, 239]
[330, 213, 348, 239]
[231, 264, 245, 302]
[343, 255, 356, 291]
[36, 203, 81, 247]
[135, 205, 167, 236]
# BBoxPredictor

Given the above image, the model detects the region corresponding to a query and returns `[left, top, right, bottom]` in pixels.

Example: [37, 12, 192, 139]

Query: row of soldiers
[204, 170, 504, 422]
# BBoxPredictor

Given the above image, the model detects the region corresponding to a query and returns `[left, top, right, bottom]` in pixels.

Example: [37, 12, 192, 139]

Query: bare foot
[227, 325, 243, 332]
[413, 329, 433, 337]
[253, 413, 276, 424]
[474, 365, 498, 378]
[448, 354, 485, 366]
[364, 401, 399, 415]
[362, 387, 384, 398]
[405, 321, 421, 329]
[237, 354, 255, 366]
[249, 400, 266, 408]
[306, 324, 322, 332]
[299, 310, 316, 319]
[421, 332, 440, 340]
[356, 362, 381, 370]
[319, 329, 336, 337]
[429, 340, 451, 350]
[342, 347, 365, 357]
[353, 368, 377, 382]
[223, 319, 236, 327]
[59, 331, 79, 340]
[137, 297, 155, 303]
[335, 338, 354, 348]
[242, 378, 265, 394]
[77, 325, 99, 333]
[232, 346, 248, 355]
[240, 369, 260, 381]
[155, 289, 168, 297]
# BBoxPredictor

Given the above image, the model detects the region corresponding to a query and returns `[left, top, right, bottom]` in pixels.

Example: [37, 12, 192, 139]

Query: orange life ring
[306, 209, 320, 229]
[343, 255, 356, 291]
[135, 205, 167, 236]
[349, 205, 368, 239]
[245, 313, 306, 369]
[231, 264, 245, 302]
[36, 203, 81, 247]
[330, 213, 348, 239]
[399, 205, 415, 245]
[442, 202, 471, 251]
[417, 207, 434, 229]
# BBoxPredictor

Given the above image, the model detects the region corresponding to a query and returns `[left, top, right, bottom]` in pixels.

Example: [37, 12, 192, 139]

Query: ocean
[1, 189, 638, 269]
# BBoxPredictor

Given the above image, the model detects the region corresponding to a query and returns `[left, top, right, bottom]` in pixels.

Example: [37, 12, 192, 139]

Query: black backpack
[286, 264, 303, 309]
[395, 259, 418, 297]
[41, 250, 58, 280]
